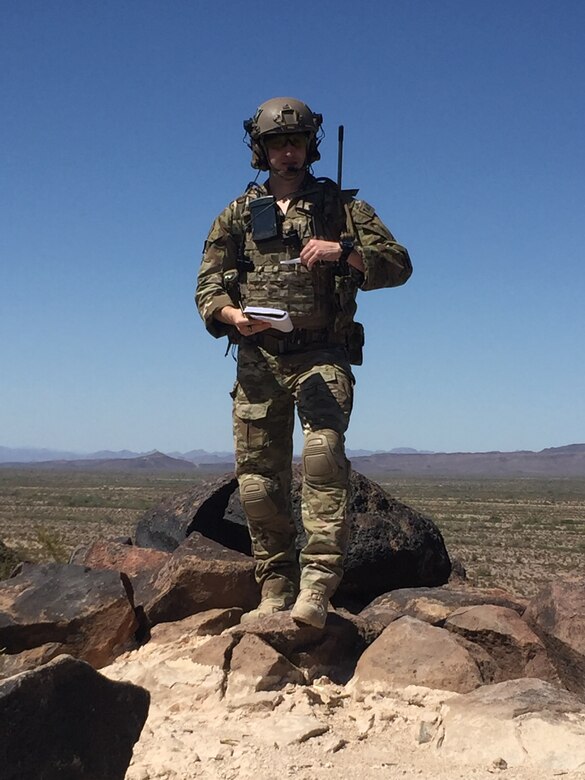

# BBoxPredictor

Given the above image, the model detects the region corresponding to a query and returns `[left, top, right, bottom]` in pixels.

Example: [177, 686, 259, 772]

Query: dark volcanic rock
[0, 563, 138, 675]
[0, 654, 149, 780]
[341, 472, 451, 603]
[135, 474, 248, 553]
[135, 470, 451, 607]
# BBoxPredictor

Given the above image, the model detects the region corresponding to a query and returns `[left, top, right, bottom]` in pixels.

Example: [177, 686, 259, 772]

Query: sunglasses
[264, 133, 309, 150]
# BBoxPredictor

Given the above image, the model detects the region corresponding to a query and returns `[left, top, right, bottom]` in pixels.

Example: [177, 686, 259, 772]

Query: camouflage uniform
[196, 173, 412, 601]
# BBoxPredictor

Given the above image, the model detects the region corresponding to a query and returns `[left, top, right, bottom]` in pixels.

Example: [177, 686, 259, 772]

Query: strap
[250, 328, 331, 356]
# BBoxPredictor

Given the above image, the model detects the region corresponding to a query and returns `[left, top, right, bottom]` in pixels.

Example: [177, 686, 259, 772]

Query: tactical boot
[291, 589, 329, 629]
[241, 592, 295, 624]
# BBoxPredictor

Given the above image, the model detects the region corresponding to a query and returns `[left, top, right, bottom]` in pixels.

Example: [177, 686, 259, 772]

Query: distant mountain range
[350, 443, 585, 478]
[0, 446, 234, 465]
[1, 444, 584, 478]
[0, 445, 428, 465]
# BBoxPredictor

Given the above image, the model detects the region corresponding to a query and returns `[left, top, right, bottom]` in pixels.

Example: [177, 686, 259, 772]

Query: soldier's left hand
[300, 239, 341, 270]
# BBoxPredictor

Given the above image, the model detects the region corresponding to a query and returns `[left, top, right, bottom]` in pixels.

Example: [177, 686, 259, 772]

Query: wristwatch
[338, 237, 355, 265]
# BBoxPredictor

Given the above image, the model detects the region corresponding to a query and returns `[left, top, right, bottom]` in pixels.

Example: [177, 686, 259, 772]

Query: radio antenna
[337, 125, 344, 189]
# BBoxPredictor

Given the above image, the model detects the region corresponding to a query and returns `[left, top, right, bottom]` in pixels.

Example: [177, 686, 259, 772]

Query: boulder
[0, 563, 138, 676]
[362, 583, 527, 626]
[0, 641, 65, 680]
[351, 614, 498, 694]
[143, 532, 258, 625]
[355, 601, 403, 637]
[0, 654, 149, 780]
[342, 472, 451, 603]
[135, 474, 247, 552]
[70, 537, 171, 610]
[435, 678, 585, 771]
[135, 470, 451, 607]
[524, 576, 585, 699]
[445, 604, 558, 683]
[70, 537, 169, 579]
[227, 609, 370, 684]
[227, 633, 306, 694]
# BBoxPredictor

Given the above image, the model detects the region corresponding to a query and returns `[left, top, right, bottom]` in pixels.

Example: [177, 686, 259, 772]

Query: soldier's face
[264, 134, 308, 175]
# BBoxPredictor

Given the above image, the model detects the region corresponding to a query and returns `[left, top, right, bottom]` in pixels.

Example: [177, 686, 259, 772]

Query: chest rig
[234, 179, 346, 330]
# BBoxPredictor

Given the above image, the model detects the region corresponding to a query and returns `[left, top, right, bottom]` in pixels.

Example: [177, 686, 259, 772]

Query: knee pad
[239, 474, 278, 522]
[303, 429, 346, 486]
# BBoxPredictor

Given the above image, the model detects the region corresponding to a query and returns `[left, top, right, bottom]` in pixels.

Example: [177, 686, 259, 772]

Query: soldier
[196, 97, 412, 628]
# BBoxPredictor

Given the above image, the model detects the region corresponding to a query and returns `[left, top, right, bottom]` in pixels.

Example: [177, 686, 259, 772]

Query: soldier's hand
[300, 239, 342, 270]
[215, 306, 272, 337]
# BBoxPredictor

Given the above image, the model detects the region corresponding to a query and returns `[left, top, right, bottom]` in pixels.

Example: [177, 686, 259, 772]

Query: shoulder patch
[354, 200, 376, 218]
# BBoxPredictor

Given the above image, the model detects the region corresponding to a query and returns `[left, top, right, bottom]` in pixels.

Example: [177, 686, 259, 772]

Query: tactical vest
[233, 179, 347, 330]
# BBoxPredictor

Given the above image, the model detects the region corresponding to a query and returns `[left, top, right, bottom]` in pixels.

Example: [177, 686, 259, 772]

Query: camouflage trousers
[232, 342, 354, 599]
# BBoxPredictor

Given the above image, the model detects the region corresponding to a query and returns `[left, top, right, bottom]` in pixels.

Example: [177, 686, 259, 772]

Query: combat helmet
[244, 97, 323, 171]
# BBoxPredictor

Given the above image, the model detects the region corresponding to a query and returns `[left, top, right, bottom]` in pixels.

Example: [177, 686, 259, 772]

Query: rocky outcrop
[135, 470, 452, 606]
[102, 606, 585, 778]
[0, 562, 138, 678]
[0, 475, 585, 780]
[0, 654, 149, 780]
[1, 542, 581, 705]
[3, 573, 585, 777]
[68, 534, 259, 629]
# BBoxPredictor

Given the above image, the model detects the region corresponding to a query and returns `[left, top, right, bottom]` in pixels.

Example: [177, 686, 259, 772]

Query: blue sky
[1, 0, 583, 455]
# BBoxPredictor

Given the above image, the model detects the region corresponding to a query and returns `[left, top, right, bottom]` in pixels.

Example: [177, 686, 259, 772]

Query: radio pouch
[249, 196, 279, 241]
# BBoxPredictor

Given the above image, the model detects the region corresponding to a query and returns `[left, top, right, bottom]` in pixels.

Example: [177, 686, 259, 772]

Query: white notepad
[243, 306, 293, 333]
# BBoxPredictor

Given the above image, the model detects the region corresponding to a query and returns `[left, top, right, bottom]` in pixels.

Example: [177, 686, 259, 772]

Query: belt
[250, 328, 331, 356]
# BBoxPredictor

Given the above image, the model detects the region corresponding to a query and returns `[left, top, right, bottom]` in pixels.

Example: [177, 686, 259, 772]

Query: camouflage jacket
[195, 174, 412, 342]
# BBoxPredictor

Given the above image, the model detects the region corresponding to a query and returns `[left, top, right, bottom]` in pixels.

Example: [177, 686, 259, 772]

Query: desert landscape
[1, 462, 584, 598]
[2, 455, 585, 779]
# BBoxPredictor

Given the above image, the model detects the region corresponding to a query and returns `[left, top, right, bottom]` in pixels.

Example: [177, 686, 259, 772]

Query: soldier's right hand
[214, 306, 272, 337]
